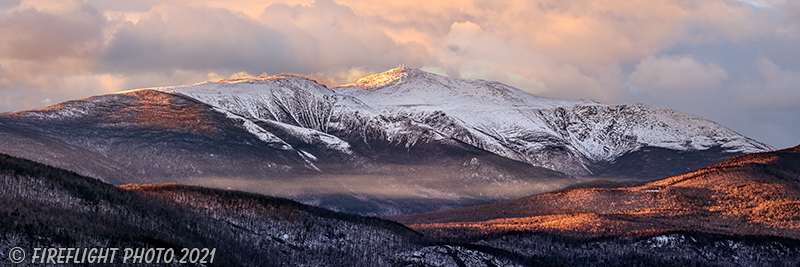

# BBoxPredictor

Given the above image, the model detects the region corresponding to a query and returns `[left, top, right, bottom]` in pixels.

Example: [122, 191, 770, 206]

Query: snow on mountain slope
[335, 68, 773, 176]
[0, 86, 572, 215]
[164, 75, 367, 132]
[339, 67, 594, 109]
[163, 75, 457, 157]
[0, 67, 775, 214]
[150, 67, 771, 177]
[0, 89, 316, 183]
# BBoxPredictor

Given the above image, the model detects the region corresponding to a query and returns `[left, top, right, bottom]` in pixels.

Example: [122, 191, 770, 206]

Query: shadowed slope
[0, 68, 774, 215]
[0, 153, 524, 266]
[0, 90, 314, 184]
[1, 78, 576, 215]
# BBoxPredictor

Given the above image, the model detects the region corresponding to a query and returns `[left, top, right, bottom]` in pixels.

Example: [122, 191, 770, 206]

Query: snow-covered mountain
[0, 67, 772, 214]
[169, 67, 771, 177]
[335, 68, 771, 176]
[0, 75, 570, 215]
[0, 90, 316, 184]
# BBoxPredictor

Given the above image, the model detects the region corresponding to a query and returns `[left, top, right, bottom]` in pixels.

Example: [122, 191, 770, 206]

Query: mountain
[3, 149, 798, 266]
[392, 145, 800, 238]
[0, 153, 522, 266]
[0, 89, 315, 184]
[168, 68, 771, 178]
[387, 145, 800, 265]
[0, 77, 570, 215]
[335, 68, 771, 177]
[0, 67, 772, 215]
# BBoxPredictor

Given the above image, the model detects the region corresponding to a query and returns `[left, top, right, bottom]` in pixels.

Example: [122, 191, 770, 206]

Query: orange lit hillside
[13, 90, 223, 137]
[393, 146, 800, 240]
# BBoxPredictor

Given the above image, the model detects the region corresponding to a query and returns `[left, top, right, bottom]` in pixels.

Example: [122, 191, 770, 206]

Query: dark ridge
[481, 230, 800, 267]
[3, 146, 799, 266]
[0, 153, 433, 266]
[0, 152, 131, 205]
[128, 183, 425, 240]
[590, 146, 745, 180]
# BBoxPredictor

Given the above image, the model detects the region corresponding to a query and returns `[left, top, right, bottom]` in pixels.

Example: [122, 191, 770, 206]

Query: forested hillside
[0, 153, 515, 266]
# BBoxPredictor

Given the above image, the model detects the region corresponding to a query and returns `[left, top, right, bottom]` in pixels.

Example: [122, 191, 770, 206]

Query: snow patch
[264, 119, 353, 155]
[214, 108, 292, 150]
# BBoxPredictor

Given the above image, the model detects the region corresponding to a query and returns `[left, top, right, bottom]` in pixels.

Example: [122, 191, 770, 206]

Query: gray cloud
[258, 0, 432, 71]
[629, 55, 728, 92]
[97, 1, 431, 76]
[0, 2, 105, 61]
[100, 5, 294, 75]
[729, 58, 800, 110]
[0, 0, 20, 10]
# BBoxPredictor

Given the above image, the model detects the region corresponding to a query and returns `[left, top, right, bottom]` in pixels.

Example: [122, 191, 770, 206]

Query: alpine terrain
[0, 152, 520, 266]
[0, 67, 772, 214]
[1, 145, 798, 266]
[392, 145, 800, 265]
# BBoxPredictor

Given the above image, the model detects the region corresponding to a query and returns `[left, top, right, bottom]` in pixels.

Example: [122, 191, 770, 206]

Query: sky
[0, 0, 797, 148]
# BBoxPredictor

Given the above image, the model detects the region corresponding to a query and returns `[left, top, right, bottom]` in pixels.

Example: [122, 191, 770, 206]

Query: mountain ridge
[0, 67, 774, 214]
[391, 145, 800, 241]
[3, 148, 799, 266]
[164, 67, 771, 177]
[338, 68, 771, 175]
[0, 152, 530, 266]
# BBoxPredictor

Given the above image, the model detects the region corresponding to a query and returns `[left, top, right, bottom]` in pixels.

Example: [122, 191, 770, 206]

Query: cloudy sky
[0, 0, 797, 148]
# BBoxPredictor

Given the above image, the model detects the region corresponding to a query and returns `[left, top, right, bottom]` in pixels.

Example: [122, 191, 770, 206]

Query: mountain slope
[0, 153, 521, 266]
[386, 146, 800, 266]
[0, 67, 773, 215]
[336, 68, 772, 177]
[170, 68, 770, 178]
[392, 145, 800, 240]
[0, 89, 314, 184]
[0, 84, 572, 215]
[5, 150, 796, 266]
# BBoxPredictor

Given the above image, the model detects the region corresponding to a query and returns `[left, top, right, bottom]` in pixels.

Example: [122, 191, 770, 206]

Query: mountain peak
[158, 73, 336, 100]
[340, 67, 440, 89]
[213, 74, 316, 84]
[335, 66, 595, 111]
[203, 74, 330, 90]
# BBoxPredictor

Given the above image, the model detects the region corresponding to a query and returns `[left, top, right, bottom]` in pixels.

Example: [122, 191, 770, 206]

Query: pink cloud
[730, 58, 800, 109]
[629, 55, 729, 92]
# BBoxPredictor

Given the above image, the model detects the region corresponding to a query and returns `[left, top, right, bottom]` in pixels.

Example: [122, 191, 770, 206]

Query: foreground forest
[2, 147, 800, 266]
[0, 153, 519, 266]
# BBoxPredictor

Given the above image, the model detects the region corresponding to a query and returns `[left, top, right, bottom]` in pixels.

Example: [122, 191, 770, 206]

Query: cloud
[777, 1, 800, 39]
[0, 0, 797, 147]
[0, 0, 20, 10]
[0, 0, 119, 113]
[100, 5, 293, 75]
[629, 55, 729, 92]
[307, 67, 374, 87]
[0, 72, 125, 113]
[730, 58, 800, 109]
[97, 0, 431, 77]
[435, 20, 628, 102]
[258, 0, 431, 71]
[207, 71, 268, 82]
[0, 1, 106, 61]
